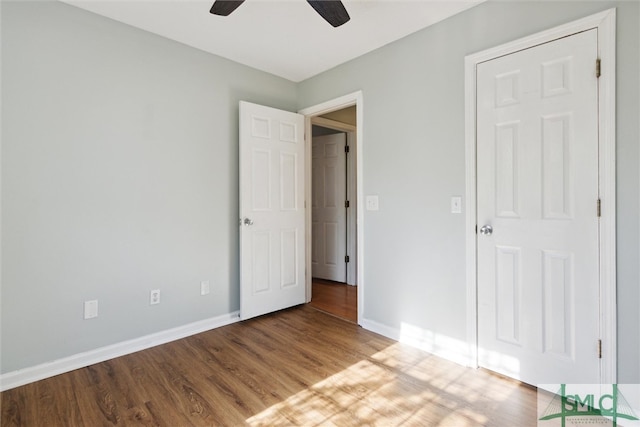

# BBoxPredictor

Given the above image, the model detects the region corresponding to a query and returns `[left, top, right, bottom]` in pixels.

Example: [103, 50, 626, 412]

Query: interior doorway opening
[308, 106, 358, 322]
[300, 91, 364, 325]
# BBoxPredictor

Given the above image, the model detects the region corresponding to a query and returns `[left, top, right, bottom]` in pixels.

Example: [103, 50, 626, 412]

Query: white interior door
[312, 133, 347, 282]
[477, 30, 600, 385]
[239, 101, 305, 320]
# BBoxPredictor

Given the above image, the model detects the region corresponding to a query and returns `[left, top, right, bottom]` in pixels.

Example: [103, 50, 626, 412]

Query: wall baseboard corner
[361, 317, 473, 368]
[0, 311, 240, 392]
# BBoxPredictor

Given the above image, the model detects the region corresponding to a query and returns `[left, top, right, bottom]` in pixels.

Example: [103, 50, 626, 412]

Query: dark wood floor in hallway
[309, 278, 358, 323]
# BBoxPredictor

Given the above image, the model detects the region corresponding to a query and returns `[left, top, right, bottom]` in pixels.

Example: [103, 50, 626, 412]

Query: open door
[239, 101, 306, 320]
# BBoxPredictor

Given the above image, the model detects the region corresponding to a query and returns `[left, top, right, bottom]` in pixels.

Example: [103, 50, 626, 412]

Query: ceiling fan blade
[210, 0, 245, 16]
[307, 0, 350, 27]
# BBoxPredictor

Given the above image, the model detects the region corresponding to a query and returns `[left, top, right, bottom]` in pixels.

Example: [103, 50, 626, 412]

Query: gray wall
[297, 0, 639, 382]
[1, 1, 297, 373]
[2, 0, 639, 384]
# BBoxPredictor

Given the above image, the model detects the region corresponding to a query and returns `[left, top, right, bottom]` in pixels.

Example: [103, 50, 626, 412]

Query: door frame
[311, 117, 358, 285]
[464, 9, 617, 383]
[299, 91, 364, 324]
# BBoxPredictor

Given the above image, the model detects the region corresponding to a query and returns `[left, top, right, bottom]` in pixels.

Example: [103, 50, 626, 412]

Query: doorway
[300, 92, 364, 323]
[308, 107, 357, 322]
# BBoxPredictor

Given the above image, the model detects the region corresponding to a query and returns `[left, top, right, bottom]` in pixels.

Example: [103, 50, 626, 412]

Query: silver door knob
[479, 224, 493, 235]
[243, 218, 254, 226]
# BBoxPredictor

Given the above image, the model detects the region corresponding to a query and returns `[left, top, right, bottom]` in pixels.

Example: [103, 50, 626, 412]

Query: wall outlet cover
[200, 280, 210, 296]
[150, 289, 160, 305]
[84, 300, 98, 319]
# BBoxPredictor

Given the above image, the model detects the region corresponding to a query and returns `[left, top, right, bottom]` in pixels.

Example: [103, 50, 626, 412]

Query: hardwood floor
[309, 278, 357, 323]
[1, 305, 538, 426]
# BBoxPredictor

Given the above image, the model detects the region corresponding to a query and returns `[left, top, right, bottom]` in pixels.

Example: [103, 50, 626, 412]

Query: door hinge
[345, 255, 350, 263]
[345, 200, 350, 208]
[345, 145, 350, 153]
[597, 199, 601, 217]
[598, 339, 602, 358]
[596, 58, 601, 78]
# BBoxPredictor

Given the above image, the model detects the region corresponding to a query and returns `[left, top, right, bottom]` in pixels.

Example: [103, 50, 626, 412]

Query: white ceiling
[59, 0, 486, 82]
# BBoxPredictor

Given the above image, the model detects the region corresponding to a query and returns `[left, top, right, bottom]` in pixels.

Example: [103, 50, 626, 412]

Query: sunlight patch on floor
[245, 342, 523, 426]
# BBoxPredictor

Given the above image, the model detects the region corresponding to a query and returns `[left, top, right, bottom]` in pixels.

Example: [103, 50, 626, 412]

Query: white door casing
[345, 131, 357, 286]
[477, 29, 599, 384]
[239, 101, 306, 320]
[300, 91, 364, 323]
[312, 133, 348, 282]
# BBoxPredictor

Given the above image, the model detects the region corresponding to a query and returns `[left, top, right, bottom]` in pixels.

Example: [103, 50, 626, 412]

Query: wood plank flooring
[1, 305, 538, 426]
[309, 279, 357, 323]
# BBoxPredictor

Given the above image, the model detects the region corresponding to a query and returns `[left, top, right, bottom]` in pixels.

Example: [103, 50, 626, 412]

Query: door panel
[477, 29, 600, 385]
[312, 133, 347, 282]
[240, 101, 305, 320]
[495, 245, 521, 346]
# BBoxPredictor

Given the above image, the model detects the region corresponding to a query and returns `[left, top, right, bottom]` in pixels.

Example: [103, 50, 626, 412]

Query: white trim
[311, 116, 356, 133]
[346, 131, 357, 286]
[360, 318, 399, 342]
[300, 92, 361, 118]
[464, 9, 616, 382]
[0, 311, 240, 392]
[299, 90, 364, 324]
[361, 318, 472, 368]
[595, 9, 617, 384]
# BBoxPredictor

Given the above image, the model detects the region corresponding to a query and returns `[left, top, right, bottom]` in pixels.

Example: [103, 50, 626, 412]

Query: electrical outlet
[84, 300, 98, 319]
[150, 289, 160, 305]
[200, 280, 210, 296]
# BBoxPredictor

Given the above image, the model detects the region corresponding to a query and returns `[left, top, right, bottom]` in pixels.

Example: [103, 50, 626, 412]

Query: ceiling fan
[210, 0, 351, 28]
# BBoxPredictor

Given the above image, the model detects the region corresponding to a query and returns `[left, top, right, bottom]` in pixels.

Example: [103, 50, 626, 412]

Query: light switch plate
[451, 196, 462, 214]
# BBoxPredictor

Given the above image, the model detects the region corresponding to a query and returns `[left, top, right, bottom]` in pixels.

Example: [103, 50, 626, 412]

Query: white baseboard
[361, 317, 473, 368]
[0, 311, 240, 392]
[360, 318, 400, 341]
